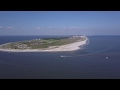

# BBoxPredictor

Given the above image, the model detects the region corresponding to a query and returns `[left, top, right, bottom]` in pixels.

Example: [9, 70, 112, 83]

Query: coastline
[0, 36, 88, 52]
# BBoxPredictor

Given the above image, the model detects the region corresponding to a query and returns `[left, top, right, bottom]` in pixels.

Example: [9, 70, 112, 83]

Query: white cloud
[0, 26, 3, 28]
[69, 27, 76, 29]
[36, 27, 41, 30]
[63, 27, 66, 29]
[69, 27, 81, 30]
[48, 27, 58, 29]
[49, 26, 52, 29]
[21, 28, 26, 29]
[72, 27, 79, 29]
[7, 27, 14, 29]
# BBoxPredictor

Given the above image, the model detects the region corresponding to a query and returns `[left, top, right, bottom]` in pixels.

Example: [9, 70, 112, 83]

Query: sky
[0, 11, 120, 35]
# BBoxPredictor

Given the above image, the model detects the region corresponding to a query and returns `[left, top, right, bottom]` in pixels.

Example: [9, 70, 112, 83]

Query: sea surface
[0, 35, 120, 79]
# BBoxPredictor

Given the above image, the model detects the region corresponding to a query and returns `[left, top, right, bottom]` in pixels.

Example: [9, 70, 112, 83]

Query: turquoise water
[0, 35, 120, 79]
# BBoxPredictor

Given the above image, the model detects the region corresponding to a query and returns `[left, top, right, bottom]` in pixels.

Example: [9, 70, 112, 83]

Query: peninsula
[0, 36, 88, 52]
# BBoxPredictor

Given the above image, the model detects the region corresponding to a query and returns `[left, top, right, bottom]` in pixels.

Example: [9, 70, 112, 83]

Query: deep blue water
[0, 35, 120, 79]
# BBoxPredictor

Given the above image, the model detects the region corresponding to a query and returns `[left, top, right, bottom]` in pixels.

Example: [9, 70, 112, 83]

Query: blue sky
[0, 11, 120, 35]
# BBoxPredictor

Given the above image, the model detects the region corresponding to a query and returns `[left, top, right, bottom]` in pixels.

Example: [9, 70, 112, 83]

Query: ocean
[0, 35, 120, 79]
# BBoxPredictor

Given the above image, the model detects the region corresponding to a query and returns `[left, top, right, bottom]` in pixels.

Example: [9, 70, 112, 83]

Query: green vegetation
[0, 36, 86, 49]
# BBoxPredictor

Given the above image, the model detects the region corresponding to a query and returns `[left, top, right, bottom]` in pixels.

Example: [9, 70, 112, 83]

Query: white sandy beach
[0, 36, 88, 52]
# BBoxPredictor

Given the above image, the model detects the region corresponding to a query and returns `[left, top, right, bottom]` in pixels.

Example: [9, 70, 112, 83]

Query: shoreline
[0, 36, 88, 52]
